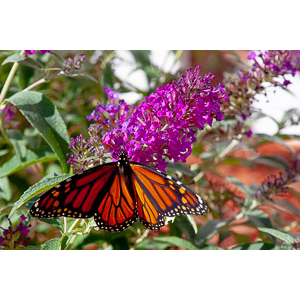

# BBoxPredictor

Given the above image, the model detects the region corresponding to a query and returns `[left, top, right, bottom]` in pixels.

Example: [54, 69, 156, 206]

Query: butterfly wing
[94, 169, 138, 232]
[30, 163, 117, 219]
[130, 163, 208, 230]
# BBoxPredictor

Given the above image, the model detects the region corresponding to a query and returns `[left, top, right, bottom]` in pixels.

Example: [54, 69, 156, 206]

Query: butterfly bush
[0, 215, 31, 250]
[223, 50, 300, 138]
[68, 66, 228, 172]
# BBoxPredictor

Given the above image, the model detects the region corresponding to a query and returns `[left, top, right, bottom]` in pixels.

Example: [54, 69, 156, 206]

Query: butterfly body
[30, 151, 208, 232]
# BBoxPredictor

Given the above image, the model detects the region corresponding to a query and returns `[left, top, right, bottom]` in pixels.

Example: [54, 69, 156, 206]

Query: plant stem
[68, 218, 81, 233]
[0, 50, 25, 104]
[23, 78, 46, 91]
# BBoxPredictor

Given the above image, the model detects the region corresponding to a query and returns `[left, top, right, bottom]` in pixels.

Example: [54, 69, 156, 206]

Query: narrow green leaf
[7, 129, 27, 158]
[231, 242, 277, 250]
[39, 218, 64, 233]
[195, 219, 227, 247]
[258, 227, 294, 244]
[135, 238, 170, 250]
[9, 173, 72, 217]
[0, 148, 56, 178]
[2, 53, 25, 65]
[0, 177, 12, 201]
[255, 134, 296, 155]
[166, 162, 195, 177]
[171, 215, 197, 242]
[131, 50, 151, 66]
[19, 57, 45, 73]
[253, 156, 289, 169]
[103, 62, 114, 87]
[8, 91, 70, 172]
[152, 236, 199, 250]
[246, 210, 273, 229]
[40, 238, 61, 250]
[68, 71, 98, 83]
[226, 176, 253, 195]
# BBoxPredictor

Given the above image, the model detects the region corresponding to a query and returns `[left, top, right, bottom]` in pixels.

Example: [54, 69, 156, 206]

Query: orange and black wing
[94, 170, 138, 232]
[30, 163, 117, 219]
[130, 163, 208, 230]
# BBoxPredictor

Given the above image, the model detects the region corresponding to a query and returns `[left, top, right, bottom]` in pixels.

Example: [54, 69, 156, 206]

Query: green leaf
[135, 238, 170, 250]
[258, 227, 294, 245]
[253, 156, 289, 169]
[166, 162, 195, 177]
[60, 228, 83, 250]
[19, 64, 35, 89]
[8, 91, 70, 172]
[170, 215, 197, 242]
[19, 57, 45, 73]
[39, 218, 64, 233]
[131, 50, 151, 66]
[7, 129, 27, 158]
[246, 210, 273, 229]
[231, 242, 277, 250]
[103, 62, 114, 87]
[255, 134, 296, 155]
[195, 219, 227, 247]
[9, 173, 72, 217]
[279, 108, 299, 127]
[152, 236, 199, 250]
[40, 238, 61, 250]
[67, 71, 98, 83]
[0, 148, 56, 178]
[226, 176, 253, 196]
[273, 199, 300, 216]
[1, 53, 25, 65]
[0, 177, 12, 201]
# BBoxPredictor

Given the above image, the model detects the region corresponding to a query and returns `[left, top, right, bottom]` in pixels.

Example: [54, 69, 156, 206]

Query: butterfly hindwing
[130, 163, 208, 223]
[94, 170, 138, 232]
[30, 163, 117, 219]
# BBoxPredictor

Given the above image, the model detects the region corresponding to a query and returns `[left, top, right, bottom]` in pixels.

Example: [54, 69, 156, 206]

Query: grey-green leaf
[152, 236, 199, 250]
[195, 219, 227, 247]
[7, 129, 27, 158]
[8, 91, 70, 172]
[0, 148, 57, 178]
[258, 227, 294, 245]
[40, 238, 61, 250]
[2, 53, 25, 65]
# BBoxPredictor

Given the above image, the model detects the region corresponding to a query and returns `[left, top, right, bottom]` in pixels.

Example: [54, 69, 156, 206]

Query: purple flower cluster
[0, 214, 31, 250]
[24, 50, 51, 57]
[119, 66, 228, 171]
[0, 103, 19, 129]
[68, 67, 228, 172]
[223, 50, 300, 139]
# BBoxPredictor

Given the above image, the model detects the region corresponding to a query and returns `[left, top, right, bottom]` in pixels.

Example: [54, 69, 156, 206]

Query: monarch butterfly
[30, 150, 208, 232]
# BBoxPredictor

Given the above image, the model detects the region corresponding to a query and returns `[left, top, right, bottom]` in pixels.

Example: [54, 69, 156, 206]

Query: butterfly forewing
[30, 163, 117, 219]
[130, 163, 208, 220]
